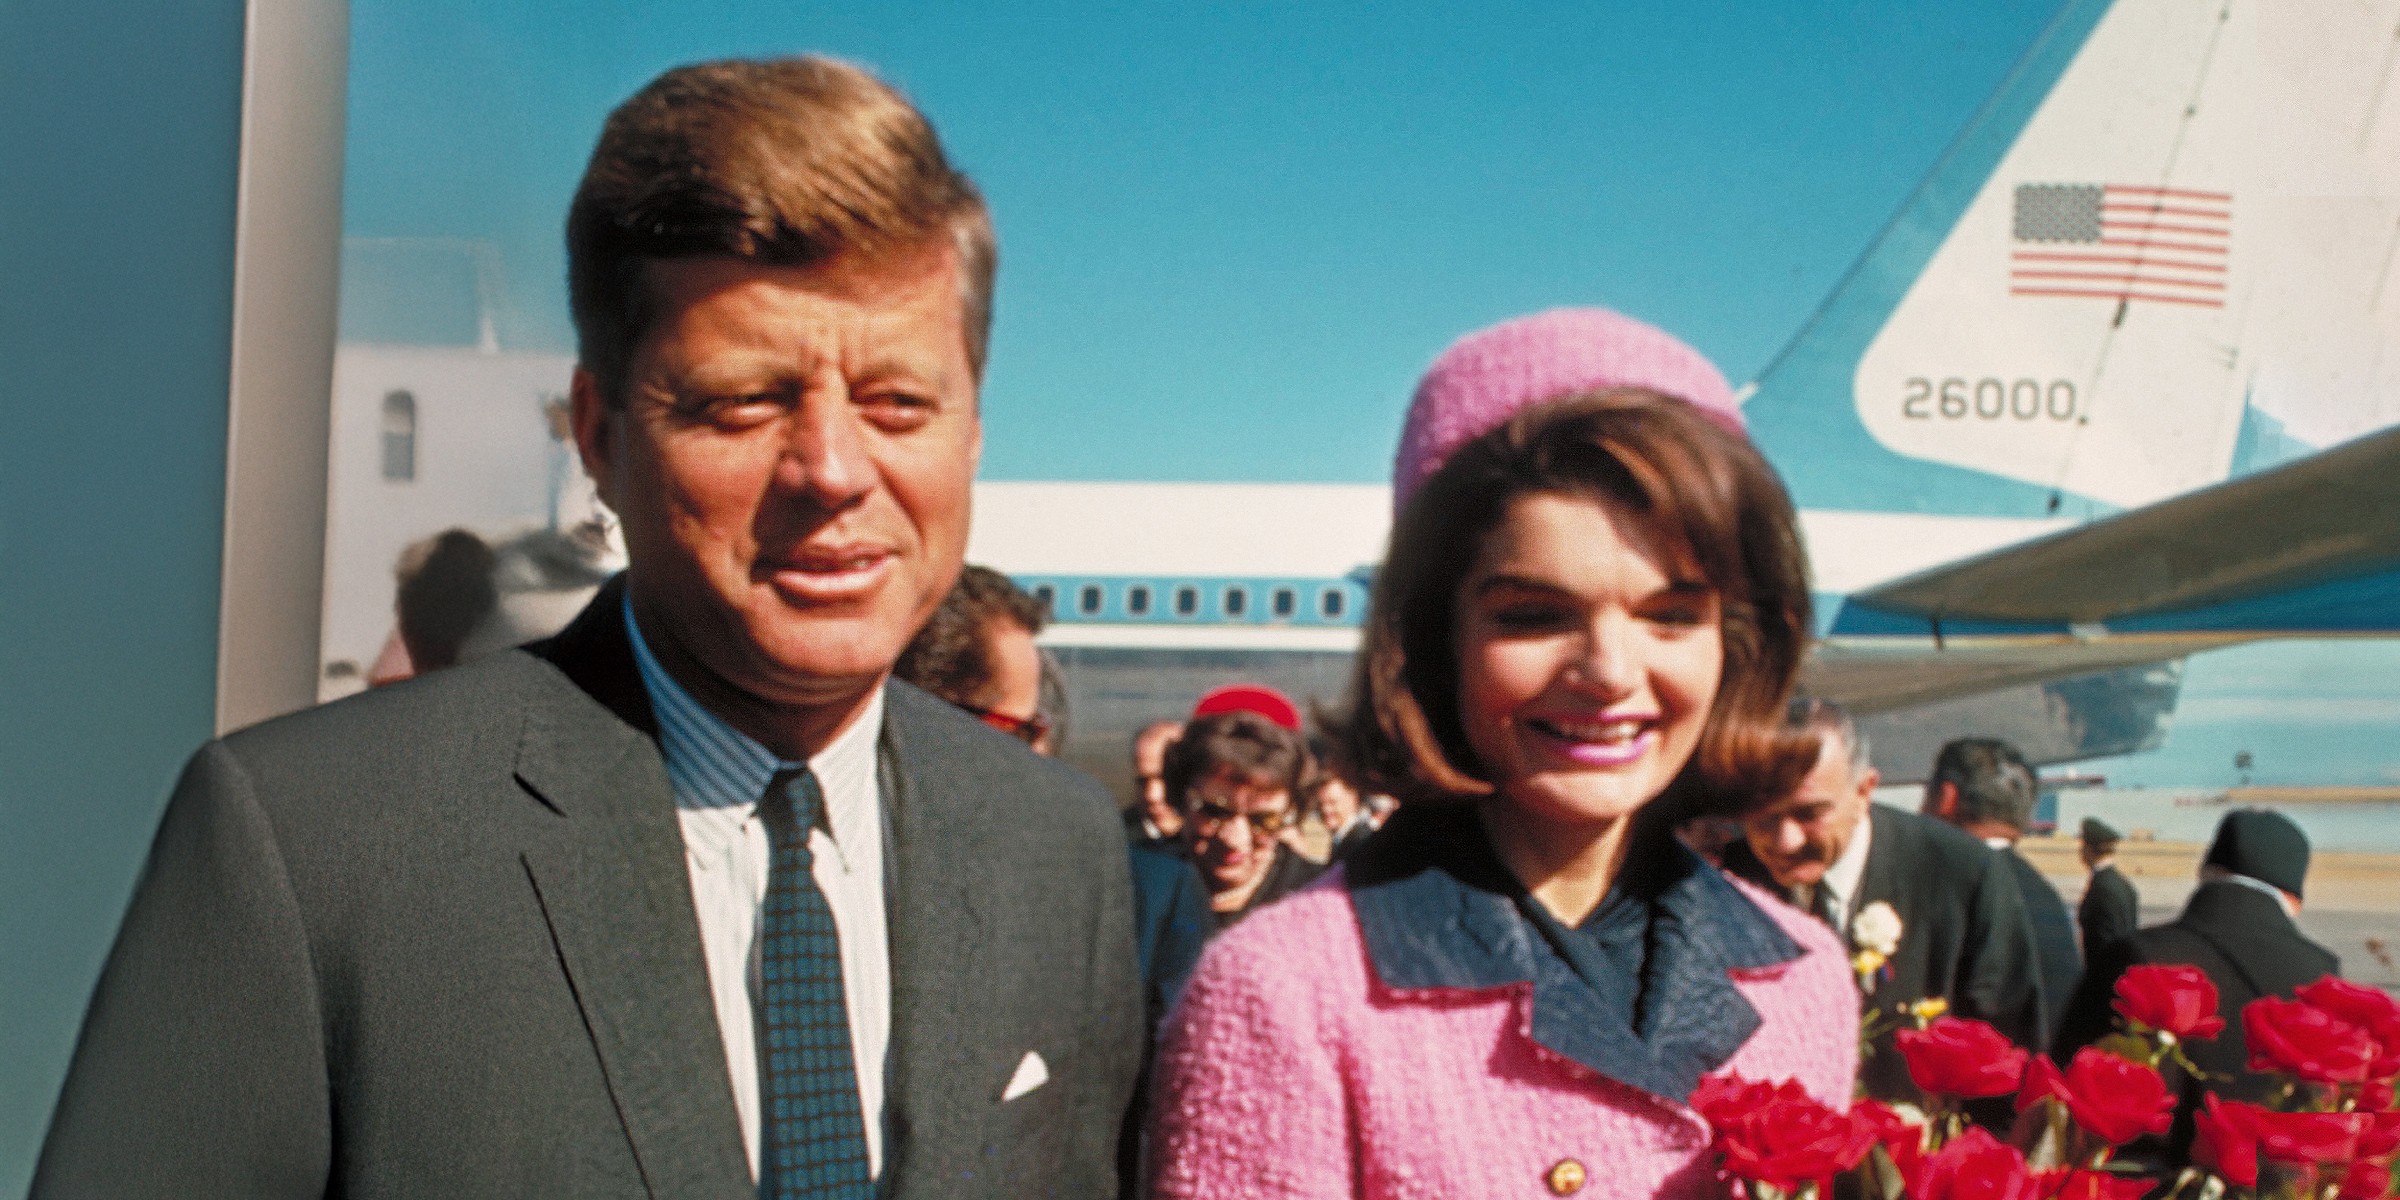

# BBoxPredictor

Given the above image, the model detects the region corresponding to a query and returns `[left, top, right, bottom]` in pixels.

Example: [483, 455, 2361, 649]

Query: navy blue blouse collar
[1345, 803, 1801, 1105]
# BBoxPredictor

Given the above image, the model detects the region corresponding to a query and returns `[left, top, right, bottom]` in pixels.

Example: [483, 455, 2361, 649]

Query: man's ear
[1859, 768, 1882, 802]
[1930, 780, 1958, 818]
[569, 367, 618, 512]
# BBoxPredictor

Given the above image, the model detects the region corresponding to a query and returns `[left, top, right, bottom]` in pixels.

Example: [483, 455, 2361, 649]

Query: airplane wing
[1808, 425, 2400, 714]
[1805, 633, 2238, 716]
[1841, 425, 2400, 627]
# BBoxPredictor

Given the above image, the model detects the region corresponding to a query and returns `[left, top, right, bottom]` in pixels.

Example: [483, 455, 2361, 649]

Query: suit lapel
[518, 581, 752, 1199]
[878, 685, 994, 1183]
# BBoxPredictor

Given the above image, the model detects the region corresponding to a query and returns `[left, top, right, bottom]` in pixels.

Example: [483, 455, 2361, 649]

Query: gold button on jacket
[1546, 1158, 1587, 1195]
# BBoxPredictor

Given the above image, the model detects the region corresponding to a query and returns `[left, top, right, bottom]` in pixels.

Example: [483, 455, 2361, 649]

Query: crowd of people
[29, 51, 2365, 1200]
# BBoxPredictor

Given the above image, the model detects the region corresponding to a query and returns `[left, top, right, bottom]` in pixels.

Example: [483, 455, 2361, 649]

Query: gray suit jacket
[33, 583, 1142, 1198]
[1725, 805, 2046, 1104]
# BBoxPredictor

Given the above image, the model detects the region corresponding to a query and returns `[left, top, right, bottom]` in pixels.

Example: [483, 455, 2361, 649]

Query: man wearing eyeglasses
[894, 564, 1052, 748]
[1163, 710, 1325, 931]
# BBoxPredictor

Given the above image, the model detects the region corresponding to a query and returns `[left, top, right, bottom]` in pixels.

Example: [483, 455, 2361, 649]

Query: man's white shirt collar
[2204, 866, 2300, 918]
[623, 592, 882, 860]
[1819, 805, 1874, 933]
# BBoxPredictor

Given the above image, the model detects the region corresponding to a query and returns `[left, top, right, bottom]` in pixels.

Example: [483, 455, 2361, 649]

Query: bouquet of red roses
[1699, 967, 2400, 1200]
[2183, 974, 2400, 1200]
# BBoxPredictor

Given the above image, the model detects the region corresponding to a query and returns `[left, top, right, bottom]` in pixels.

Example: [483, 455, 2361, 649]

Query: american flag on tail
[2010, 183, 2229, 308]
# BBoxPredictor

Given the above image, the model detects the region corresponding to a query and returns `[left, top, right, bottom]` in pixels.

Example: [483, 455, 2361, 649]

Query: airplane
[1740, 0, 2400, 776]
[316, 0, 2400, 795]
[971, 0, 2400, 787]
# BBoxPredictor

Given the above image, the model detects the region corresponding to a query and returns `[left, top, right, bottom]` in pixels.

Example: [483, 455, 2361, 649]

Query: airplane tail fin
[1745, 0, 2400, 520]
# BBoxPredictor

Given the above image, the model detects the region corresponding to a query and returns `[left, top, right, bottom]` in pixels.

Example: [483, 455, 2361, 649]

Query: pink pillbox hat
[1391, 308, 1744, 513]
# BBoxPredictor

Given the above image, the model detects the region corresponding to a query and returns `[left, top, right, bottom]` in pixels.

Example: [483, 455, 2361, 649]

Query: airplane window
[380, 390, 417, 482]
[1223, 586, 1247, 617]
[1175, 586, 1199, 616]
[1078, 584, 1103, 615]
[1127, 585, 1151, 616]
[1271, 587, 1295, 617]
[1321, 589, 1346, 619]
[1032, 584, 1055, 616]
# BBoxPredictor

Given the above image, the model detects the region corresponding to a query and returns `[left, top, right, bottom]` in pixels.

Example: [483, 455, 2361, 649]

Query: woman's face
[1451, 490, 1723, 833]
[1179, 764, 1295, 896]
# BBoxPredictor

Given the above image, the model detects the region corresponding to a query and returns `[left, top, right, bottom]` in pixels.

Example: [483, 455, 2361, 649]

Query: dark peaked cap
[2203, 808, 2310, 899]
[2079, 816, 2121, 844]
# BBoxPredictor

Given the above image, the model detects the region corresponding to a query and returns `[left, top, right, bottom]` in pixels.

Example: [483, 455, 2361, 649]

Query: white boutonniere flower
[1850, 901, 1901, 956]
[1848, 901, 1901, 991]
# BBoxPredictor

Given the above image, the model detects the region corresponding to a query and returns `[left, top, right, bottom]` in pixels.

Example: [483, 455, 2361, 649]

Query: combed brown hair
[567, 56, 995, 401]
[1334, 389, 1818, 819]
[1163, 710, 1308, 811]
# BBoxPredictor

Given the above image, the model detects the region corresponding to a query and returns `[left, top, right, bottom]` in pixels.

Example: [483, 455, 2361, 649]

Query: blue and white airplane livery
[957, 0, 2400, 779]
[317, 0, 2400, 787]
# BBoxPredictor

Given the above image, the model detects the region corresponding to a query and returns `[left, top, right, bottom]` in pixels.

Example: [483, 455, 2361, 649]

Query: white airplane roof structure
[965, 481, 1392, 578]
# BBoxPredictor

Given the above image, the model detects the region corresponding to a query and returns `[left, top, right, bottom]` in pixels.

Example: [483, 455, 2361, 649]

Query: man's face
[1180, 766, 1295, 895]
[1739, 737, 1877, 889]
[1135, 722, 1184, 832]
[1316, 777, 1361, 830]
[977, 617, 1044, 734]
[573, 247, 979, 741]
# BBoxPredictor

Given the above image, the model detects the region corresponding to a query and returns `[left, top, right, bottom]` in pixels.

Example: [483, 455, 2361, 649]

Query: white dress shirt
[1817, 806, 1875, 935]
[625, 597, 891, 1182]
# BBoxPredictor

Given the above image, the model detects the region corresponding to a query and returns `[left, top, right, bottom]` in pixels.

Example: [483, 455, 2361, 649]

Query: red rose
[1709, 1080, 1878, 1194]
[1907, 1126, 2041, 1200]
[1692, 1072, 1779, 1127]
[2037, 1169, 2152, 1200]
[2256, 1110, 2367, 1164]
[2365, 1078, 2397, 1112]
[2337, 1161, 2391, 1200]
[1898, 1017, 2030, 1098]
[2015, 1054, 2069, 1115]
[2246, 996, 2380, 1084]
[2295, 977, 2400, 1079]
[2356, 1110, 2400, 1160]
[1851, 1099, 1926, 1182]
[2112, 964, 2225, 1041]
[2052, 1048, 2174, 1146]
[2194, 1094, 2266, 1188]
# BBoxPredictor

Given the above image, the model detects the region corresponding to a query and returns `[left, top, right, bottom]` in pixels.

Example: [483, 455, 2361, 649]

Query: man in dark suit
[1725, 700, 2048, 1103]
[2076, 816, 2141, 955]
[2054, 809, 2338, 1170]
[1122, 718, 1187, 853]
[895, 563, 1052, 748]
[1922, 737, 2081, 1044]
[1313, 772, 1376, 863]
[34, 57, 1140, 1199]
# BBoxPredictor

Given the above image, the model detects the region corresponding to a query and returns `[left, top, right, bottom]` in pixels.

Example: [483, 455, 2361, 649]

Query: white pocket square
[1000, 1051, 1049, 1101]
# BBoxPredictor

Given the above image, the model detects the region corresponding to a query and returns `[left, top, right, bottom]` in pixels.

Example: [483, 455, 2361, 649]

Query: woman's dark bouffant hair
[1332, 388, 1818, 819]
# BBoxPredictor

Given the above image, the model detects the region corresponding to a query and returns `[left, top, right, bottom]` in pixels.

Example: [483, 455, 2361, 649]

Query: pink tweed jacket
[1149, 819, 1857, 1200]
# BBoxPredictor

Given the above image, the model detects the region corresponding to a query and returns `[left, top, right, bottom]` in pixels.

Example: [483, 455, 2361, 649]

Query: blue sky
[340, 0, 2065, 482]
[334, 0, 2400, 787]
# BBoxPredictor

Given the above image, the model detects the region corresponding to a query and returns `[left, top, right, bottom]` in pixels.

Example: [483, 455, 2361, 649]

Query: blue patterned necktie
[757, 767, 873, 1199]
